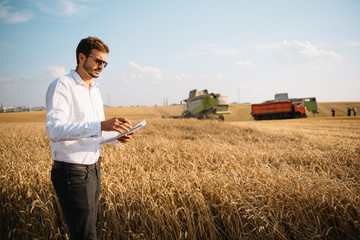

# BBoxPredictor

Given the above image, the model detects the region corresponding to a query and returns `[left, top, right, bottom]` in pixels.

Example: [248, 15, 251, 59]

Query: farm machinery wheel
[182, 111, 194, 118]
[194, 110, 208, 120]
[199, 112, 207, 120]
[294, 112, 302, 118]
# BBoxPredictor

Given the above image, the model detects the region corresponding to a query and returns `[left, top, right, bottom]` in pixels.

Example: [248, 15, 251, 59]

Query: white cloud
[5, 10, 32, 24]
[33, 0, 96, 16]
[274, 40, 341, 63]
[128, 61, 163, 85]
[0, 0, 97, 23]
[0, 1, 33, 24]
[0, 76, 12, 82]
[47, 66, 67, 79]
[234, 61, 258, 68]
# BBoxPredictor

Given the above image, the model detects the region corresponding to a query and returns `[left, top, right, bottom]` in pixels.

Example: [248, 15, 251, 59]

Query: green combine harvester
[274, 93, 319, 114]
[181, 89, 231, 120]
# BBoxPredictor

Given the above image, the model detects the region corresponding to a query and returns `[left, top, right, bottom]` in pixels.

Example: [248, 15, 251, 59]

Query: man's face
[82, 49, 108, 79]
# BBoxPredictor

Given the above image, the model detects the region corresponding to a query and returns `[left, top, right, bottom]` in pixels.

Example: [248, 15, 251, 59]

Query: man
[46, 36, 132, 240]
[331, 108, 335, 117]
[353, 107, 357, 117]
[348, 107, 352, 116]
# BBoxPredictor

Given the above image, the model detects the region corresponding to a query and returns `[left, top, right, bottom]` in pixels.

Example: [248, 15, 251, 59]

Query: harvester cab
[182, 89, 231, 120]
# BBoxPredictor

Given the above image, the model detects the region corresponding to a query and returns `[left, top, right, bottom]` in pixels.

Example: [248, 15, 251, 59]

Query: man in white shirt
[46, 37, 131, 240]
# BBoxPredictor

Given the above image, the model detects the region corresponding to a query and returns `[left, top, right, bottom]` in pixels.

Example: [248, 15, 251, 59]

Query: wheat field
[1, 104, 360, 239]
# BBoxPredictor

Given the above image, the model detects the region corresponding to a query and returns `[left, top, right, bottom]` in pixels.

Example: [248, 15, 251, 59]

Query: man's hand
[101, 117, 134, 143]
[101, 117, 132, 132]
[117, 132, 133, 143]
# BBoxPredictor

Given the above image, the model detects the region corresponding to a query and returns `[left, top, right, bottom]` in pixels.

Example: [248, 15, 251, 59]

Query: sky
[0, 0, 359, 107]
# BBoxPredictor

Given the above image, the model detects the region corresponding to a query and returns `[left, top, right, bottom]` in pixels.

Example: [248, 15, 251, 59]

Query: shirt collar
[70, 69, 98, 87]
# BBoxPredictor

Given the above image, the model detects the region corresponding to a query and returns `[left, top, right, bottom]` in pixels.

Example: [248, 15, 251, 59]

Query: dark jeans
[51, 165, 101, 240]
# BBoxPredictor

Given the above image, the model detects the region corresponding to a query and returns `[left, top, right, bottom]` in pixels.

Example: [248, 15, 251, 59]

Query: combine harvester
[251, 93, 318, 120]
[180, 89, 231, 120]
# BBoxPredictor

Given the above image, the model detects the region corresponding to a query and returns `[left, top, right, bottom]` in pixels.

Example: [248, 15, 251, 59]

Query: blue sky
[0, 0, 359, 107]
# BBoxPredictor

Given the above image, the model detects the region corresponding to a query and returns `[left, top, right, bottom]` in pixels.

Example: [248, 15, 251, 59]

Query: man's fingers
[112, 118, 132, 133]
[117, 124, 131, 132]
[117, 135, 132, 143]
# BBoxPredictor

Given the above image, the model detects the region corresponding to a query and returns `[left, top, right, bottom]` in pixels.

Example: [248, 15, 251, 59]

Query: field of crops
[1, 104, 360, 239]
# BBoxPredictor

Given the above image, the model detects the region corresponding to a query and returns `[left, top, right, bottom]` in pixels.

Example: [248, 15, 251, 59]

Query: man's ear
[78, 53, 86, 64]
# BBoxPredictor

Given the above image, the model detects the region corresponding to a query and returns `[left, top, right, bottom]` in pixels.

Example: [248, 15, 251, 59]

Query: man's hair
[76, 37, 109, 65]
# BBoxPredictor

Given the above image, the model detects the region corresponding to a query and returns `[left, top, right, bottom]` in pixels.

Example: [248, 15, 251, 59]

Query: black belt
[52, 157, 102, 170]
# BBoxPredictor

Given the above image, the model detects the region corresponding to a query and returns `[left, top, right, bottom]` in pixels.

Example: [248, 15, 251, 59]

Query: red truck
[251, 101, 307, 120]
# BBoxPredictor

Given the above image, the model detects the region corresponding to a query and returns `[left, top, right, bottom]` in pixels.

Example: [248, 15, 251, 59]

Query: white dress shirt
[46, 69, 118, 164]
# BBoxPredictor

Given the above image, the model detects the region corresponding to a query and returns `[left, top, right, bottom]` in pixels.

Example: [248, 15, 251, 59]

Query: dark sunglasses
[86, 55, 108, 68]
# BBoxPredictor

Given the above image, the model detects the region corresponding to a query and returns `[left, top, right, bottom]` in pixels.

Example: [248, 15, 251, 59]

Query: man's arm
[46, 78, 133, 143]
[46, 79, 101, 142]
